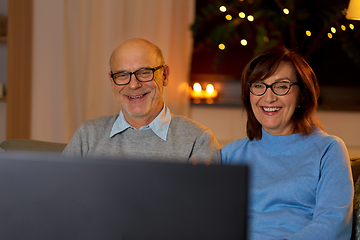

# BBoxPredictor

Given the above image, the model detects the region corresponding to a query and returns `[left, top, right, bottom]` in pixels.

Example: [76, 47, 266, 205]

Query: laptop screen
[0, 152, 248, 240]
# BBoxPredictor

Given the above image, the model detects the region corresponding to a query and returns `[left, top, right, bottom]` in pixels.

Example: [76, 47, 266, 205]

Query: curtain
[63, 0, 195, 142]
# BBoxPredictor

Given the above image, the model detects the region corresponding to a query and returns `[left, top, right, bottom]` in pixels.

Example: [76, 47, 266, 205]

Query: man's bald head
[109, 38, 165, 71]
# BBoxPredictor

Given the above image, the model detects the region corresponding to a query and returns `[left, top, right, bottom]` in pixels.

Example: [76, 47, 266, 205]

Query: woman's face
[250, 61, 301, 136]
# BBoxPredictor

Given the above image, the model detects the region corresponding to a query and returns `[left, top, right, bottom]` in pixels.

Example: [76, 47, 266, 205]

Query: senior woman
[221, 46, 353, 240]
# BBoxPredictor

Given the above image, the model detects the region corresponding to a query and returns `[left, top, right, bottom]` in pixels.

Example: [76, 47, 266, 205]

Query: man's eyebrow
[112, 66, 153, 73]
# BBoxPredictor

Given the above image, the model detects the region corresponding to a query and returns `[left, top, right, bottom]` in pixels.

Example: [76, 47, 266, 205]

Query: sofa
[0, 139, 67, 153]
[1, 139, 360, 238]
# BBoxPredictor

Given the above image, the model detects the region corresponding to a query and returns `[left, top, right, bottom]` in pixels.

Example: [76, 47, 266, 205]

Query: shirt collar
[110, 105, 171, 141]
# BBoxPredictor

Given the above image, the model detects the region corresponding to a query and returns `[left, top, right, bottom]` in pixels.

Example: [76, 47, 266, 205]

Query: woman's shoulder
[222, 138, 249, 150]
[221, 138, 250, 164]
[311, 130, 346, 149]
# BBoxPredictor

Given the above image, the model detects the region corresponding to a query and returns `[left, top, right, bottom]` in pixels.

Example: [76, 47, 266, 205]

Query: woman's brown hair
[241, 46, 323, 140]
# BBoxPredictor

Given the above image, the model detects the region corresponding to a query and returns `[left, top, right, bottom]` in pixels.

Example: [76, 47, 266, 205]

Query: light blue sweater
[221, 129, 353, 240]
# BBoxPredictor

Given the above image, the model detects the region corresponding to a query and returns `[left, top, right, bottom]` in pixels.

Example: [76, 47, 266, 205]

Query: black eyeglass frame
[248, 81, 299, 96]
[110, 65, 164, 86]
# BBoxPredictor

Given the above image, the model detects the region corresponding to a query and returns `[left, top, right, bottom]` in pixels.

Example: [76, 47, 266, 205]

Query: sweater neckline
[257, 128, 308, 153]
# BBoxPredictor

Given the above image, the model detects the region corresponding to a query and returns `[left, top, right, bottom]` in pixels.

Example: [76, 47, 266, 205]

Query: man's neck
[124, 111, 161, 130]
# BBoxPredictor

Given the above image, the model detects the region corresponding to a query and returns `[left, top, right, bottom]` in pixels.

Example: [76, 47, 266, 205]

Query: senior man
[62, 38, 221, 164]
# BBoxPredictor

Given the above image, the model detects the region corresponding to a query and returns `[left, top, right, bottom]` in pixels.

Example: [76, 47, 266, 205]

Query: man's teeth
[129, 94, 144, 99]
[262, 107, 281, 112]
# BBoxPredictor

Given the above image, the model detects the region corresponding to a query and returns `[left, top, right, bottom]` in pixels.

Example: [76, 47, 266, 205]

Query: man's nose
[128, 73, 142, 89]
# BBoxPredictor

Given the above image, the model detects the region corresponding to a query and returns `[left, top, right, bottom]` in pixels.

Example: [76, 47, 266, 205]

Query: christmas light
[247, 15, 254, 21]
[240, 39, 248, 46]
[238, 12, 246, 18]
[331, 27, 336, 33]
[349, 24, 355, 30]
[283, 8, 290, 14]
[218, 43, 226, 50]
[328, 33, 333, 39]
[341, 25, 346, 31]
[226, 14, 232, 20]
[219, 6, 227, 12]
[306, 30, 311, 36]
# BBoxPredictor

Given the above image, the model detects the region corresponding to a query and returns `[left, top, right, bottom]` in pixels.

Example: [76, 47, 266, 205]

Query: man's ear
[162, 65, 170, 87]
[108, 72, 113, 83]
[108, 72, 116, 91]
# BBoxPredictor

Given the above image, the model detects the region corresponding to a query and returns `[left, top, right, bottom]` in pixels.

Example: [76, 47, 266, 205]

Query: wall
[0, 0, 7, 143]
[190, 106, 360, 157]
[31, 0, 65, 143]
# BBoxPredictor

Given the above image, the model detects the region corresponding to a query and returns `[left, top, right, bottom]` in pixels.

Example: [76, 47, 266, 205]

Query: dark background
[190, 0, 360, 110]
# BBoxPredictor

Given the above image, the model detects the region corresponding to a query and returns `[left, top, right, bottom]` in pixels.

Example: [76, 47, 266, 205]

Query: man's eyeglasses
[248, 81, 299, 96]
[110, 65, 164, 86]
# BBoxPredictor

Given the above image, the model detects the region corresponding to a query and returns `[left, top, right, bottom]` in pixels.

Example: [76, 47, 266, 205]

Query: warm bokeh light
[327, 33, 333, 39]
[218, 43, 226, 50]
[193, 83, 202, 92]
[341, 25, 346, 31]
[206, 84, 215, 93]
[306, 30, 311, 36]
[206, 98, 214, 104]
[219, 6, 227, 12]
[190, 83, 218, 103]
[240, 39, 248, 46]
[283, 8, 290, 14]
[331, 27, 336, 33]
[263, 36, 269, 43]
[349, 24, 355, 30]
[247, 15, 254, 21]
[238, 12, 246, 18]
[193, 98, 201, 104]
[226, 14, 232, 20]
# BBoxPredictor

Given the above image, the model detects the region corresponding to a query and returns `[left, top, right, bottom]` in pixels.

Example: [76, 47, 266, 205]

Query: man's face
[109, 41, 169, 127]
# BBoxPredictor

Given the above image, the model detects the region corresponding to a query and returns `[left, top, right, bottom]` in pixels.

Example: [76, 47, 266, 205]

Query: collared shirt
[110, 105, 172, 141]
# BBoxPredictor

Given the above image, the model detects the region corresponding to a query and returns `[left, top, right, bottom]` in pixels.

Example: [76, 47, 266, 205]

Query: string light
[212, 6, 351, 51]
[247, 15, 254, 21]
[238, 12, 246, 18]
[219, 6, 227, 12]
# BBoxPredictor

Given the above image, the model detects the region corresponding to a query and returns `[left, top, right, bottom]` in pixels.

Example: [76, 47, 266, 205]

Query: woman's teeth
[262, 107, 281, 112]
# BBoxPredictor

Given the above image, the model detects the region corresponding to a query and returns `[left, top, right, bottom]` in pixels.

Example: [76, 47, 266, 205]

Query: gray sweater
[62, 115, 221, 164]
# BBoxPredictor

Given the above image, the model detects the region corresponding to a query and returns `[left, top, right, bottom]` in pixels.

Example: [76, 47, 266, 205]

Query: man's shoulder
[79, 115, 118, 131]
[170, 115, 211, 132]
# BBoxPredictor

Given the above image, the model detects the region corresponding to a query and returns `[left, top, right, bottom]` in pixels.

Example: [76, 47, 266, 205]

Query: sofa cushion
[351, 157, 360, 185]
[0, 139, 67, 154]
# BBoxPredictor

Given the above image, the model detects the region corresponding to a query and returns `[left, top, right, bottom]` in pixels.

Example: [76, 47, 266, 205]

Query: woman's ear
[297, 96, 303, 108]
[162, 65, 170, 87]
